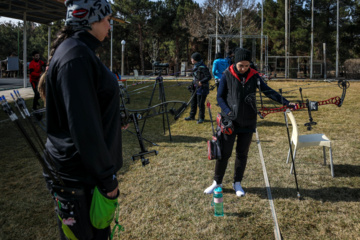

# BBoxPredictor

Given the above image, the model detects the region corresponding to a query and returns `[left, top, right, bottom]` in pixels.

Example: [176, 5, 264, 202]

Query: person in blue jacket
[212, 52, 230, 91]
[204, 48, 294, 197]
[184, 52, 212, 124]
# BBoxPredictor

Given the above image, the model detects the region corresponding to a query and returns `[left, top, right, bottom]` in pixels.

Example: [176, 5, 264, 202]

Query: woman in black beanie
[184, 52, 212, 124]
[204, 48, 294, 196]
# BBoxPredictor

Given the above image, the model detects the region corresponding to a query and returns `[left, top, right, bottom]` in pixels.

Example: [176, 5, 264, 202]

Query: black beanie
[234, 48, 251, 63]
[191, 52, 202, 62]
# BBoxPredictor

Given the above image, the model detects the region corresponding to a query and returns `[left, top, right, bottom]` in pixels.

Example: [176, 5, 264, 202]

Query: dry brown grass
[0, 80, 359, 240]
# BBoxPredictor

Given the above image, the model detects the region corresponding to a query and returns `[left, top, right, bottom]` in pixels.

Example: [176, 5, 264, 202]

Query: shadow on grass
[332, 164, 360, 177]
[257, 120, 286, 127]
[166, 135, 207, 143]
[245, 186, 360, 202]
[224, 211, 252, 218]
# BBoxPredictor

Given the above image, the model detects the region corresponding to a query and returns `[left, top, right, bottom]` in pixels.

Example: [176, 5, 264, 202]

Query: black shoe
[197, 119, 204, 124]
[184, 116, 195, 121]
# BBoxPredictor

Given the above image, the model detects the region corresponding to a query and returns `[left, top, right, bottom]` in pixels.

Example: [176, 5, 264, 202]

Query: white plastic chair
[286, 109, 334, 177]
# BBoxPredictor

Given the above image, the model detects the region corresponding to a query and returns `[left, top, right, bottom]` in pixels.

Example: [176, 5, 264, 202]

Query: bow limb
[337, 79, 350, 107]
[258, 103, 305, 119]
[174, 90, 197, 120]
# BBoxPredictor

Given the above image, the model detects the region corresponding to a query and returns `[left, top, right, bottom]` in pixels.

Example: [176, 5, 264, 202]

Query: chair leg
[329, 147, 334, 177]
[323, 146, 326, 165]
[286, 147, 291, 164]
[290, 148, 297, 174]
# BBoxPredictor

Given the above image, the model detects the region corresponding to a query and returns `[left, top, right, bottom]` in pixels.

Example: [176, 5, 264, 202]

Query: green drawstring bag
[90, 186, 119, 229]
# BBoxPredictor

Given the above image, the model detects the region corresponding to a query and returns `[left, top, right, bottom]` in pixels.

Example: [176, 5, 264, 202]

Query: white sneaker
[233, 182, 245, 197]
[204, 180, 222, 194]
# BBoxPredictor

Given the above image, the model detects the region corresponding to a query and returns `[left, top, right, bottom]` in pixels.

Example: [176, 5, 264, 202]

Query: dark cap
[191, 52, 202, 62]
[234, 48, 251, 63]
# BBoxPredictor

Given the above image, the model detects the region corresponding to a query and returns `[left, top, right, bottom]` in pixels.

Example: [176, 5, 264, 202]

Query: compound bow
[118, 76, 196, 166]
[257, 80, 350, 128]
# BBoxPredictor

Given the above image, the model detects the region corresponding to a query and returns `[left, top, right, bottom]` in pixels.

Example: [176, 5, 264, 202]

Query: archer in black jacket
[185, 52, 212, 124]
[39, 1, 122, 239]
[204, 48, 293, 197]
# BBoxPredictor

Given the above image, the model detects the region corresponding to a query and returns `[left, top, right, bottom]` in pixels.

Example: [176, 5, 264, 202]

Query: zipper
[241, 77, 245, 126]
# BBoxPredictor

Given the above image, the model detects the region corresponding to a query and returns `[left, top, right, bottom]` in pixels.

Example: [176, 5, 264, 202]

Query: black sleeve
[57, 57, 118, 192]
[199, 67, 212, 84]
[257, 76, 290, 106]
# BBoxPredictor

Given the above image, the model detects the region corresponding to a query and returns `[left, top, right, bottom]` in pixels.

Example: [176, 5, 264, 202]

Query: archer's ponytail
[38, 26, 75, 102]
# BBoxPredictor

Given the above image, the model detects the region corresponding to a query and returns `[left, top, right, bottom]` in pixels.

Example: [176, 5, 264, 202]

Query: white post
[121, 40, 126, 77]
[336, 0, 339, 78]
[323, 43, 326, 79]
[261, 0, 264, 71]
[310, 0, 314, 79]
[285, 0, 288, 78]
[48, 25, 51, 62]
[110, 19, 113, 72]
[23, 12, 27, 88]
[216, 39, 221, 54]
[215, 0, 219, 54]
[240, 0, 243, 48]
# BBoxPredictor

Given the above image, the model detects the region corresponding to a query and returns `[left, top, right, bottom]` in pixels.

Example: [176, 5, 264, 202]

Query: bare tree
[183, 0, 259, 54]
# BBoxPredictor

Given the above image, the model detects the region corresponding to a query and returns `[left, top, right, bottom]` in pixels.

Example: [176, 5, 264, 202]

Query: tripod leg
[141, 79, 158, 134]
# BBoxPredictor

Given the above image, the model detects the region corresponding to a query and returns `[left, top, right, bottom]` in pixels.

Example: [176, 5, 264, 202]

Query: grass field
[0, 79, 359, 240]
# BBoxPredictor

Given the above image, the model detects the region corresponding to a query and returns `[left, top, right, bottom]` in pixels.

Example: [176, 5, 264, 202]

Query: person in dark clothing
[38, 1, 123, 239]
[184, 52, 212, 124]
[204, 48, 294, 197]
[225, 50, 234, 66]
[29, 50, 45, 110]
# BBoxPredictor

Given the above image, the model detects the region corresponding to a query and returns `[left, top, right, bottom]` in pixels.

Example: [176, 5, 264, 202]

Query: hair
[38, 26, 75, 102]
[32, 50, 39, 56]
[215, 52, 223, 59]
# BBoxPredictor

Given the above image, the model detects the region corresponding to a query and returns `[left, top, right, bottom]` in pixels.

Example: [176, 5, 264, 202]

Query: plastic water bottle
[213, 186, 224, 217]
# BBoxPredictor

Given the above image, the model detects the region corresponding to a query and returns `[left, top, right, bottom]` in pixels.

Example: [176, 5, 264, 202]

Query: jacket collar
[229, 64, 258, 83]
[73, 30, 102, 52]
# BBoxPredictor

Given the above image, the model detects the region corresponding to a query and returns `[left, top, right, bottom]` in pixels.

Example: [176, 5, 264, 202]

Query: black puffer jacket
[218, 64, 289, 132]
[192, 61, 212, 95]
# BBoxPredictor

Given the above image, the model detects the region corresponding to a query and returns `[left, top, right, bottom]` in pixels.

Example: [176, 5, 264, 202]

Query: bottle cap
[214, 186, 223, 194]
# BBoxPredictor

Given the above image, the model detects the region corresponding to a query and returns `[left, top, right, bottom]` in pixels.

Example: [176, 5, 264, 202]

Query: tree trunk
[174, 36, 180, 74]
[138, 23, 145, 75]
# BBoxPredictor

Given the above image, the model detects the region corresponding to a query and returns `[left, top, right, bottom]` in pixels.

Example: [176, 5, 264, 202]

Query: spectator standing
[225, 50, 234, 66]
[29, 50, 45, 110]
[184, 52, 212, 124]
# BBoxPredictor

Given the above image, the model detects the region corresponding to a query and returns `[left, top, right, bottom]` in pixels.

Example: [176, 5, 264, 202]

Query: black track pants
[214, 132, 253, 184]
[189, 94, 207, 120]
[30, 80, 40, 110]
